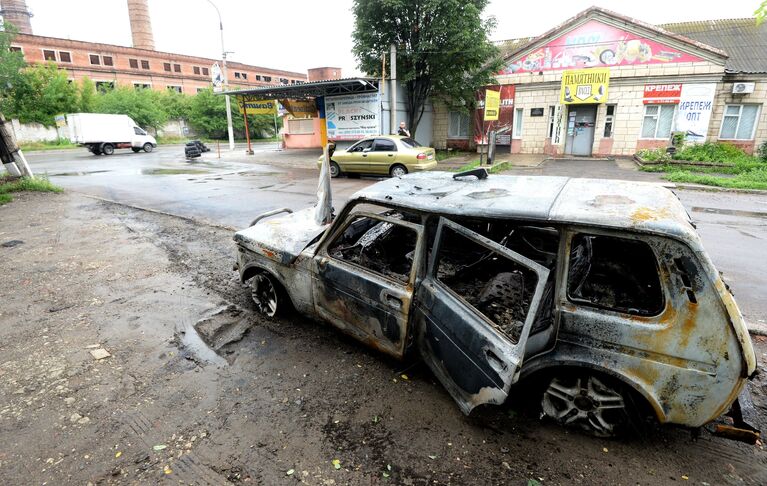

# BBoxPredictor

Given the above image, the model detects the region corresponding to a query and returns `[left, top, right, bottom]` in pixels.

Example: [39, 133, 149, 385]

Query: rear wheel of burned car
[249, 272, 283, 317]
[539, 371, 641, 438]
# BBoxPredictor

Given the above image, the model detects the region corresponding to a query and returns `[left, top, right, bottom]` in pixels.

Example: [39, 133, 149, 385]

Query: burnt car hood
[234, 207, 329, 265]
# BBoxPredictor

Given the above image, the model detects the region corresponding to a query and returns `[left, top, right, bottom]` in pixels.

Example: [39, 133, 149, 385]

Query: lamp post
[205, 0, 235, 151]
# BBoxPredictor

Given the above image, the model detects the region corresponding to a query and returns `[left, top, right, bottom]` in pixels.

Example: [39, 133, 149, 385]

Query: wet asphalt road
[25, 145, 767, 324]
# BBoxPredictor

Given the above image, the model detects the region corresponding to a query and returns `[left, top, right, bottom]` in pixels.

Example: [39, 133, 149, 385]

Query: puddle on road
[142, 168, 212, 175]
[51, 170, 111, 176]
[176, 321, 229, 367]
[174, 304, 253, 366]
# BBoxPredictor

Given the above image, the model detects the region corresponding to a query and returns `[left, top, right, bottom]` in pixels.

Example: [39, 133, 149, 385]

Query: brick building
[433, 7, 767, 156]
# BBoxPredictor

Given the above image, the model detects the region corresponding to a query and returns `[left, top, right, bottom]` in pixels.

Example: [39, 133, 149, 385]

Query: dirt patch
[1, 192, 767, 485]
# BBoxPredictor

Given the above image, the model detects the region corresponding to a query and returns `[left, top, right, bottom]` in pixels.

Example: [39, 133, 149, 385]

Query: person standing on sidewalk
[397, 121, 410, 137]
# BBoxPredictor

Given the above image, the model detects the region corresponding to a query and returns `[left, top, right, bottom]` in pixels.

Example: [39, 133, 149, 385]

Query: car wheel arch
[240, 263, 296, 309]
[518, 359, 665, 424]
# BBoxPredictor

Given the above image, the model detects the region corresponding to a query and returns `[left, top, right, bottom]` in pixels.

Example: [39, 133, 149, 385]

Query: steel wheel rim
[541, 375, 626, 437]
[251, 274, 278, 317]
[330, 163, 339, 177]
[391, 166, 406, 177]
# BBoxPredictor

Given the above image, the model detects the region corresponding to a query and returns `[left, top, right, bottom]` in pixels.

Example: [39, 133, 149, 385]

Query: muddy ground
[2, 192, 767, 485]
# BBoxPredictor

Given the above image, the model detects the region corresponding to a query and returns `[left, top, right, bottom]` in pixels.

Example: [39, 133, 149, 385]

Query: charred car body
[233, 171, 756, 436]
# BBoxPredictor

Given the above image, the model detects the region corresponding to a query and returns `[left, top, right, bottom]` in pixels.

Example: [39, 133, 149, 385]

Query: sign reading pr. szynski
[237, 96, 278, 115]
[560, 68, 609, 104]
[325, 92, 381, 140]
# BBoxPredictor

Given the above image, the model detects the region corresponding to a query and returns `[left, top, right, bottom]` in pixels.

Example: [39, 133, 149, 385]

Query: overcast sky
[21, 0, 759, 76]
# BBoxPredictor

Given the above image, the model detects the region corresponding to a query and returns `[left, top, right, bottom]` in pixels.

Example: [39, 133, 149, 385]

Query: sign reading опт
[325, 93, 382, 140]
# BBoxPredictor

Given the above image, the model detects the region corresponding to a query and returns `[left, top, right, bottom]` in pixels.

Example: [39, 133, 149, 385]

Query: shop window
[163, 62, 171, 72]
[174, 64, 181, 73]
[513, 107, 524, 138]
[641, 104, 674, 139]
[287, 118, 314, 135]
[720, 104, 760, 140]
[202, 67, 209, 76]
[141, 60, 150, 70]
[193, 66, 200, 75]
[567, 234, 663, 317]
[167, 85, 183, 93]
[547, 106, 556, 138]
[604, 104, 616, 138]
[129, 58, 139, 69]
[58, 51, 71, 63]
[448, 111, 470, 138]
[89, 54, 101, 65]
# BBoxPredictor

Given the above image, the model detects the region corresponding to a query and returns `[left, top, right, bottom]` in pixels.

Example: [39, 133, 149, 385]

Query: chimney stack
[0, 0, 33, 34]
[127, 0, 154, 50]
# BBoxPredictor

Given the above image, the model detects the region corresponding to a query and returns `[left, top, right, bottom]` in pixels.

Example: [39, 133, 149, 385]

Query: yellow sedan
[318, 135, 437, 178]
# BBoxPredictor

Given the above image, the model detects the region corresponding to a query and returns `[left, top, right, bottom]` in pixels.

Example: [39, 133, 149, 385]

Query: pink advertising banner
[502, 20, 703, 74]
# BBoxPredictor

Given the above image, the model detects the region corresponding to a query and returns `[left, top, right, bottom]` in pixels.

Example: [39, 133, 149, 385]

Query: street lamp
[205, 0, 235, 151]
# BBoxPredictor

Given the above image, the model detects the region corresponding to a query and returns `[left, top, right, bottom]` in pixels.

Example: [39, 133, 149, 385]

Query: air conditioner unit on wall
[732, 82, 755, 94]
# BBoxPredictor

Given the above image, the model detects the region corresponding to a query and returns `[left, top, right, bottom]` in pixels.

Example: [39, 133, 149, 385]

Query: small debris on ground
[89, 348, 111, 360]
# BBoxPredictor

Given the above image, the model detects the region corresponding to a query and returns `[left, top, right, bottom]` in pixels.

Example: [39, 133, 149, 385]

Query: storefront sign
[280, 99, 317, 117]
[530, 108, 544, 117]
[484, 90, 501, 121]
[552, 105, 564, 145]
[237, 97, 278, 115]
[675, 83, 716, 143]
[474, 85, 515, 145]
[502, 19, 703, 74]
[560, 68, 609, 104]
[325, 92, 381, 140]
[643, 84, 682, 104]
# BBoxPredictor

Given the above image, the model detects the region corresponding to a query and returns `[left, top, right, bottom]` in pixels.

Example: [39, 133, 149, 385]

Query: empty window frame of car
[373, 138, 397, 152]
[567, 233, 664, 316]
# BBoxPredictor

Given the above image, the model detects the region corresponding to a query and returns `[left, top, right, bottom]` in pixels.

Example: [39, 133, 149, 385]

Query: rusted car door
[413, 218, 550, 414]
[313, 212, 424, 358]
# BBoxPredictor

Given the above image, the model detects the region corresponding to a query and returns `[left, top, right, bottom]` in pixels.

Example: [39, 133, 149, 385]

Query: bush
[758, 140, 767, 162]
[636, 148, 671, 163]
[672, 142, 753, 164]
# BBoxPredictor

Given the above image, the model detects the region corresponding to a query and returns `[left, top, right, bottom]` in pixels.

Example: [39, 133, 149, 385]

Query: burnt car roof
[352, 172, 698, 243]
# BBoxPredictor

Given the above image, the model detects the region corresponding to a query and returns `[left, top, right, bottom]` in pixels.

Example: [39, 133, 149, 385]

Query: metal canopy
[220, 77, 379, 99]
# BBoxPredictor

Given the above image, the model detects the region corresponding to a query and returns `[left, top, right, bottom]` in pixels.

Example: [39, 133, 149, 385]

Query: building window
[202, 67, 209, 76]
[129, 58, 139, 69]
[234, 72, 241, 79]
[103, 55, 113, 66]
[133, 83, 151, 90]
[255, 74, 261, 81]
[547, 106, 556, 138]
[167, 85, 182, 93]
[513, 107, 524, 138]
[89, 54, 101, 65]
[604, 104, 616, 138]
[43, 49, 56, 61]
[193, 66, 200, 75]
[241, 72, 247, 80]
[641, 104, 675, 139]
[720, 104, 760, 140]
[10, 45, 22, 53]
[291, 79, 296, 84]
[280, 77, 288, 84]
[197, 87, 207, 93]
[174, 64, 181, 73]
[263, 75, 272, 82]
[448, 111, 470, 138]
[141, 60, 150, 70]
[58, 51, 72, 63]
[163, 62, 171, 72]
[95, 81, 114, 92]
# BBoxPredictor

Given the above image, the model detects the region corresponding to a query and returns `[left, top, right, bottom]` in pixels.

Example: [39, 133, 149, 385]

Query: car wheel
[329, 161, 341, 178]
[143, 143, 154, 153]
[390, 164, 408, 177]
[132, 147, 141, 153]
[540, 372, 633, 438]
[90, 146, 102, 155]
[101, 143, 115, 155]
[250, 272, 281, 317]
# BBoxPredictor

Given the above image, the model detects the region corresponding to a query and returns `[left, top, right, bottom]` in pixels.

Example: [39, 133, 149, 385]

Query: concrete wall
[11, 119, 60, 142]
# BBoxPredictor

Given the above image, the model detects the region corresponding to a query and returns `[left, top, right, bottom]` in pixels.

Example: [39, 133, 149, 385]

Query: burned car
[233, 171, 756, 437]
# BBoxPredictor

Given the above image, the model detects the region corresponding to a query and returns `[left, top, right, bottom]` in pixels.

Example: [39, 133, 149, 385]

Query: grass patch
[450, 159, 512, 174]
[665, 168, 767, 190]
[0, 176, 63, 205]
[19, 139, 77, 151]
[435, 149, 472, 162]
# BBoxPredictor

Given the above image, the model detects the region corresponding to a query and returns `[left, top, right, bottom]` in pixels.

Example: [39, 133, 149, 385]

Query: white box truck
[66, 113, 157, 155]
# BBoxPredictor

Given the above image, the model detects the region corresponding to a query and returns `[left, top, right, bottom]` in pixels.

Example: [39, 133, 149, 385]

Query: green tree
[78, 77, 97, 112]
[187, 89, 281, 139]
[5, 63, 79, 125]
[352, 0, 501, 136]
[158, 89, 192, 120]
[95, 86, 168, 131]
[0, 23, 27, 113]
[757, 1, 767, 24]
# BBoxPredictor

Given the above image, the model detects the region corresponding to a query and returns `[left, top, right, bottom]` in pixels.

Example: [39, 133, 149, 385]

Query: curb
[673, 184, 767, 195]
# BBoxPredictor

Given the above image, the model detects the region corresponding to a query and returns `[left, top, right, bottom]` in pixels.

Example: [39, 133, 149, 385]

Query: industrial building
[0, 0, 310, 94]
[432, 7, 767, 157]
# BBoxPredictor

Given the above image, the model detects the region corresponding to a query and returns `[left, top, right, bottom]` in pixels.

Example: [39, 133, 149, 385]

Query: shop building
[433, 7, 767, 156]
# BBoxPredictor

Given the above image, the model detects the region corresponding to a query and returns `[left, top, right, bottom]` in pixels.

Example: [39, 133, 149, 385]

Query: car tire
[539, 371, 646, 438]
[101, 143, 115, 155]
[143, 143, 154, 153]
[329, 161, 341, 178]
[90, 145, 102, 155]
[250, 272, 283, 318]
[132, 147, 141, 153]
[389, 164, 408, 177]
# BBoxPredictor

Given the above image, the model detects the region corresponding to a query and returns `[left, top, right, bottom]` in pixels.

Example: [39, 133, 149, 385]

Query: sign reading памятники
[325, 92, 381, 140]
[560, 68, 610, 104]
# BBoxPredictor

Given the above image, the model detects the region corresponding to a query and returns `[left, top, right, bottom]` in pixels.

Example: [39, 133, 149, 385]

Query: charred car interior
[233, 172, 757, 438]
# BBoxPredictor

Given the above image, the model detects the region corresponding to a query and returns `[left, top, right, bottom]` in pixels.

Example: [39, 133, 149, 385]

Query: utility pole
[206, 0, 235, 151]
[389, 44, 397, 135]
